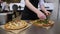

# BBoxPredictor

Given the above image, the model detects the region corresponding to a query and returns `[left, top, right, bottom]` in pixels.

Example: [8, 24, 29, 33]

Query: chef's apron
[21, 0, 39, 20]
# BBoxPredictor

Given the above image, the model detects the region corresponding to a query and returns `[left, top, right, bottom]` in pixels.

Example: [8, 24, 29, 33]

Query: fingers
[46, 12, 51, 16]
[39, 15, 46, 20]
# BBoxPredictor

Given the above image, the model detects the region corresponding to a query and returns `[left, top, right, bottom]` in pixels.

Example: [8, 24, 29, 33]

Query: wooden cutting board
[0, 23, 32, 34]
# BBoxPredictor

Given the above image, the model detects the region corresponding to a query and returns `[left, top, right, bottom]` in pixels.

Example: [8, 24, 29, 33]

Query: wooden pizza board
[0, 23, 32, 34]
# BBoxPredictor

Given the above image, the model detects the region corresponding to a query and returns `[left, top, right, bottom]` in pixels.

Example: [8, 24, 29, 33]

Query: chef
[0, 0, 9, 12]
[21, 0, 51, 20]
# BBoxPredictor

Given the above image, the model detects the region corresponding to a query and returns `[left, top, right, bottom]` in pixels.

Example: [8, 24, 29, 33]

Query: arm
[39, 0, 47, 12]
[25, 0, 46, 20]
[39, 0, 51, 16]
[25, 0, 41, 14]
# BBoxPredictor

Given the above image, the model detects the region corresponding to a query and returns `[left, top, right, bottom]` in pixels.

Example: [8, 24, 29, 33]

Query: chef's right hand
[37, 12, 46, 20]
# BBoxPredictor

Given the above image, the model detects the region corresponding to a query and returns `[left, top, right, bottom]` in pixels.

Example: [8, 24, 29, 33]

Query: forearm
[40, 5, 47, 12]
[25, 0, 41, 14]
[40, 5, 51, 16]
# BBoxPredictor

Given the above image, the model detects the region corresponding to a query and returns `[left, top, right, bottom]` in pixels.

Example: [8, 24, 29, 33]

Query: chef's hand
[44, 11, 51, 16]
[37, 12, 46, 20]
[0, 0, 3, 3]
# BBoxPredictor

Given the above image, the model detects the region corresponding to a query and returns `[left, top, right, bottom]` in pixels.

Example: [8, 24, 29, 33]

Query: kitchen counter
[0, 20, 60, 34]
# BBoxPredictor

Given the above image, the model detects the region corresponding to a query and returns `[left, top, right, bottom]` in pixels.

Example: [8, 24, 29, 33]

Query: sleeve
[20, 0, 25, 7]
[2, 2, 6, 10]
[39, 0, 44, 5]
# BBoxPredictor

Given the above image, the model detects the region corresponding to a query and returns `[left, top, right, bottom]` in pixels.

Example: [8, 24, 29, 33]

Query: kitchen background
[0, 0, 60, 34]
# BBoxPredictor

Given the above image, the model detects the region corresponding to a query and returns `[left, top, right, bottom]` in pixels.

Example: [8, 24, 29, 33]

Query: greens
[36, 16, 49, 24]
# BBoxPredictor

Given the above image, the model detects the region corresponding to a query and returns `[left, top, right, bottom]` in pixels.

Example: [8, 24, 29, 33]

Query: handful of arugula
[37, 16, 49, 24]
[32, 15, 54, 27]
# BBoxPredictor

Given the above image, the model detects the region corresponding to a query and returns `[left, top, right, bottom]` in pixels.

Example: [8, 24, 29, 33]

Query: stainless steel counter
[0, 20, 60, 34]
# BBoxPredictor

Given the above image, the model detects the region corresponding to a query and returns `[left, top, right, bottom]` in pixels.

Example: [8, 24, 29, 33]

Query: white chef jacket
[39, 0, 45, 6]
[20, 0, 45, 7]
[1, 2, 9, 11]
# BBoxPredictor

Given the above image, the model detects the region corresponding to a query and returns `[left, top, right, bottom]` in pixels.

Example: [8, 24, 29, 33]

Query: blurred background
[0, 0, 60, 34]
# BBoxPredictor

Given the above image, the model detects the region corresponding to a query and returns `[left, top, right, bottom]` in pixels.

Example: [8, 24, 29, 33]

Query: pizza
[31, 19, 54, 27]
[4, 20, 28, 30]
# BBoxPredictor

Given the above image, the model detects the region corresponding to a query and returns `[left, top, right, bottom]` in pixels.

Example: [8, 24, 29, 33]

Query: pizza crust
[4, 20, 28, 30]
